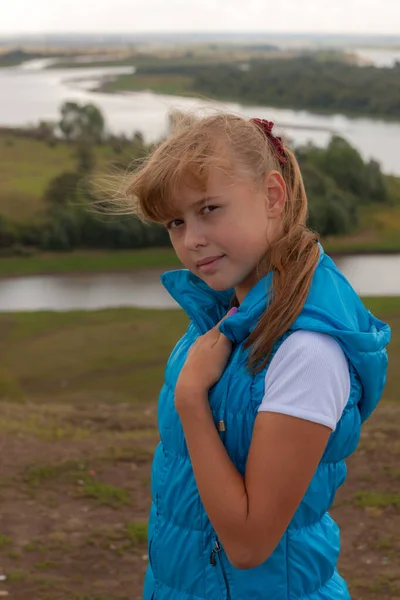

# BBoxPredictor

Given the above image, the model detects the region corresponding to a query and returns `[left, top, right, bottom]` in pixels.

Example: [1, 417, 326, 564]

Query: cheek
[170, 237, 193, 269]
[169, 235, 183, 257]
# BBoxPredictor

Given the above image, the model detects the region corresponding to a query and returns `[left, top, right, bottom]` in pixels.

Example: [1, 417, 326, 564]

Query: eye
[202, 205, 218, 215]
[166, 219, 184, 230]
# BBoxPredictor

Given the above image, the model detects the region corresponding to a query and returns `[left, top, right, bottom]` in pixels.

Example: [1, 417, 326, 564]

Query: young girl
[124, 114, 390, 599]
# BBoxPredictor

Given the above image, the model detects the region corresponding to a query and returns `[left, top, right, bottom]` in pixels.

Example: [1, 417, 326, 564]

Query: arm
[178, 399, 331, 569]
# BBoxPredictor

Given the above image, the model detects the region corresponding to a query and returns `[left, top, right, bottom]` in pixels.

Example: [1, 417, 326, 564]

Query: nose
[183, 223, 207, 250]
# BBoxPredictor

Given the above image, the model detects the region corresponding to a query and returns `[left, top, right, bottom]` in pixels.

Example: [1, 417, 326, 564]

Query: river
[353, 47, 400, 68]
[0, 254, 399, 312]
[0, 57, 399, 175]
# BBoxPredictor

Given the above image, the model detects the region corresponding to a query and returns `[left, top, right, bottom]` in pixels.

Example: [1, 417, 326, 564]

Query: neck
[235, 257, 271, 304]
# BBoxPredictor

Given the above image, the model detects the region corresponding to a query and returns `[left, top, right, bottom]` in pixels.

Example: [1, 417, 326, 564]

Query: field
[0, 297, 399, 599]
[0, 249, 181, 277]
[0, 132, 135, 224]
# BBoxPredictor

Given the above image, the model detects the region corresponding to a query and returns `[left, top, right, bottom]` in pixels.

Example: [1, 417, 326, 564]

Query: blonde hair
[124, 112, 319, 373]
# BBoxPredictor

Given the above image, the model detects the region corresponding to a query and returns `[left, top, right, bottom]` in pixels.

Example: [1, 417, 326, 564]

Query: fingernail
[227, 307, 238, 316]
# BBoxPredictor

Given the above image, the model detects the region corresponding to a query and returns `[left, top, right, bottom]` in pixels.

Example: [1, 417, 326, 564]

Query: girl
[124, 114, 390, 599]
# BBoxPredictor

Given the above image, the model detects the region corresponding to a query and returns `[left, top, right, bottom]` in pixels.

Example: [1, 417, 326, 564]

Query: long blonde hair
[123, 113, 319, 373]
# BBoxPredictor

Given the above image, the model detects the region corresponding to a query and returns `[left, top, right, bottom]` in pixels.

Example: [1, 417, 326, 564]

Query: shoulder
[260, 330, 351, 431]
[268, 330, 348, 377]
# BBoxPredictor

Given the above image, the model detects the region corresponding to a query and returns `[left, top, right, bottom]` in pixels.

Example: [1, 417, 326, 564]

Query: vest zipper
[210, 538, 232, 600]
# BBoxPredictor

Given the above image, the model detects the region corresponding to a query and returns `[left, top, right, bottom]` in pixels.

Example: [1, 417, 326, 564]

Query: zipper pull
[210, 539, 221, 567]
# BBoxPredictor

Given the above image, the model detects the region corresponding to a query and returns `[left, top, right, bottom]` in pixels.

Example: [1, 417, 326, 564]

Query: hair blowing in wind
[123, 112, 320, 372]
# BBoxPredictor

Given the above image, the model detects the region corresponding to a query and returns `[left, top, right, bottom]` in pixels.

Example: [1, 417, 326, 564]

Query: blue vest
[143, 247, 390, 600]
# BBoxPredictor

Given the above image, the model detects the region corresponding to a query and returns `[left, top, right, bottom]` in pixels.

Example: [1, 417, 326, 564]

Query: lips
[196, 255, 225, 274]
[196, 255, 225, 267]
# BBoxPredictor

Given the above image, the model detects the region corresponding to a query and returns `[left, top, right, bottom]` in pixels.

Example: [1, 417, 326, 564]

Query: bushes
[298, 137, 389, 236]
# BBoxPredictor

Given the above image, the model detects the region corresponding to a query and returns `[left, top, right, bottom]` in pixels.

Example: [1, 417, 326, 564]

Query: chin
[198, 275, 236, 291]
[207, 282, 233, 291]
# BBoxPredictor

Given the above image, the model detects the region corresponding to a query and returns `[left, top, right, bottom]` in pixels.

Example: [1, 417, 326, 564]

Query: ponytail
[244, 147, 320, 373]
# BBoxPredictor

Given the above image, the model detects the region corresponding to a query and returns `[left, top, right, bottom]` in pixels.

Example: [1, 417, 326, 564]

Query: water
[0, 255, 399, 313]
[354, 48, 400, 68]
[0, 59, 399, 175]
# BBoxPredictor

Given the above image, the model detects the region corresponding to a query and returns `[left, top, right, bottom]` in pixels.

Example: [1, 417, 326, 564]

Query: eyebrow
[189, 196, 220, 209]
[166, 196, 220, 222]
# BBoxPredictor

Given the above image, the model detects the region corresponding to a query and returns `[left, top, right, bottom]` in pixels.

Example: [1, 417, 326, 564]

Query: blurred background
[0, 2, 399, 599]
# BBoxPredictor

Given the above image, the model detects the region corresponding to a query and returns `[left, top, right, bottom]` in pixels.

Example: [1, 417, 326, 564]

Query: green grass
[0, 533, 12, 549]
[23, 460, 87, 486]
[126, 522, 148, 543]
[80, 481, 131, 508]
[0, 134, 76, 221]
[0, 307, 189, 406]
[0, 133, 135, 223]
[361, 296, 400, 316]
[0, 248, 181, 276]
[0, 298, 397, 409]
[324, 175, 400, 254]
[355, 491, 400, 509]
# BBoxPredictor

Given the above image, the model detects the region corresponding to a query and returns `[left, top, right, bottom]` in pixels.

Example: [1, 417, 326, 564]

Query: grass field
[0, 133, 135, 223]
[0, 298, 398, 599]
[0, 248, 181, 277]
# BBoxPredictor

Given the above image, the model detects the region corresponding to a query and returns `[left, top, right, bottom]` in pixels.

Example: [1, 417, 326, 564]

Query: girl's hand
[175, 308, 238, 410]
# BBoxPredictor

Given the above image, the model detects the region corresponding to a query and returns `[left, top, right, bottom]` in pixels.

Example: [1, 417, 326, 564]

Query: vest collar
[161, 245, 325, 344]
[160, 267, 272, 344]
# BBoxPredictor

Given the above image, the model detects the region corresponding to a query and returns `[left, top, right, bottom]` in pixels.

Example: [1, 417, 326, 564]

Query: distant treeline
[137, 55, 400, 120]
[0, 49, 60, 67]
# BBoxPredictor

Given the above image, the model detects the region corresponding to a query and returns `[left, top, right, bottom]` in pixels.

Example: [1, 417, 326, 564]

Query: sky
[1, 0, 399, 36]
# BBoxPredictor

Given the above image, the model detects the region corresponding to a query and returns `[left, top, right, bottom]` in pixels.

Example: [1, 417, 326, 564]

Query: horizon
[1, 31, 399, 38]
[2, 0, 400, 37]
[1, 32, 399, 45]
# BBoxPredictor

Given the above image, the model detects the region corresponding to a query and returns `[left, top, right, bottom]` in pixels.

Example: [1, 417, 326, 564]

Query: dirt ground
[0, 303, 399, 599]
[0, 398, 399, 600]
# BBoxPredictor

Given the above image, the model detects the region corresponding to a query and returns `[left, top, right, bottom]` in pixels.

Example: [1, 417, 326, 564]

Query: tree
[35, 120, 56, 144]
[308, 191, 354, 236]
[0, 216, 16, 248]
[317, 136, 367, 199]
[75, 141, 95, 176]
[364, 160, 388, 203]
[43, 172, 81, 207]
[59, 101, 105, 143]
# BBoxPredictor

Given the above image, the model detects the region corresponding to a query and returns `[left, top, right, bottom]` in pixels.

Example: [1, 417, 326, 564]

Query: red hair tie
[250, 118, 288, 164]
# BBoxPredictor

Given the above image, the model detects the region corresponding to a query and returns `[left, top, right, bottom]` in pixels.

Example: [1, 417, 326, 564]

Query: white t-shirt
[258, 330, 350, 431]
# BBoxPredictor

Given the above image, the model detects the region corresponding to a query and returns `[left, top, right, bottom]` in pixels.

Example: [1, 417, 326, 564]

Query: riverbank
[0, 248, 181, 277]
[2, 240, 400, 278]
[97, 70, 400, 123]
[95, 54, 400, 122]
[0, 243, 399, 278]
[0, 300, 398, 600]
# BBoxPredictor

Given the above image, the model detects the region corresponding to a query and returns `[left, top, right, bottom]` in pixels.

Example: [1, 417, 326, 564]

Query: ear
[264, 170, 286, 218]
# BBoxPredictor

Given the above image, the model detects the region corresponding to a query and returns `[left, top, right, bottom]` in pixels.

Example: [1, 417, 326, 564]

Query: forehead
[146, 141, 254, 223]
[171, 166, 236, 207]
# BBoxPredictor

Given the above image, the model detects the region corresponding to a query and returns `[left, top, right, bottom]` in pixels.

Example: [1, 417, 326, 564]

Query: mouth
[196, 255, 225, 274]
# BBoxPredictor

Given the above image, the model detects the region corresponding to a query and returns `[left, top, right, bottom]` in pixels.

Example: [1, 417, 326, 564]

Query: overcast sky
[1, 0, 399, 36]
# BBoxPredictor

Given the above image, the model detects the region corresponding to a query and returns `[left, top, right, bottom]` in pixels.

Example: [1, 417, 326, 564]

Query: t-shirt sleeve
[258, 330, 350, 431]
